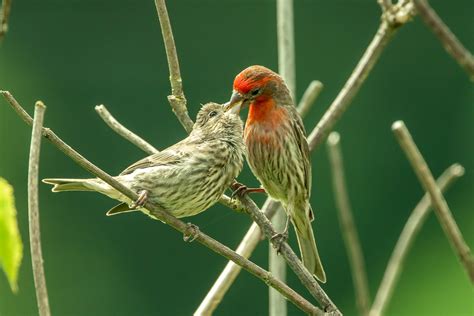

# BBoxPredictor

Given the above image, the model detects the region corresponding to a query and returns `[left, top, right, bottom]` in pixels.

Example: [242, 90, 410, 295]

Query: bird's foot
[131, 190, 149, 209]
[183, 223, 200, 242]
[271, 230, 289, 255]
[230, 181, 266, 199]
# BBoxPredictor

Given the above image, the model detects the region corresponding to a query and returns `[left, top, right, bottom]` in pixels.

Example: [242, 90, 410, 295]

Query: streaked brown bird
[225, 65, 326, 282]
[43, 102, 245, 218]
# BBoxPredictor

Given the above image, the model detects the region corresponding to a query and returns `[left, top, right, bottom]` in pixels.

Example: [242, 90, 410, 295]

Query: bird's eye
[250, 88, 260, 96]
[208, 111, 218, 118]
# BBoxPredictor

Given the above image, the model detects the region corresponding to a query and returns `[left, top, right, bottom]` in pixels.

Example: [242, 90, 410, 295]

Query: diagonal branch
[413, 0, 474, 81]
[369, 163, 465, 316]
[153, 0, 194, 133]
[28, 101, 51, 316]
[297, 80, 323, 118]
[392, 121, 474, 283]
[95, 104, 159, 155]
[0, 0, 11, 40]
[327, 132, 370, 316]
[1, 90, 322, 316]
[238, 195, 341, 315]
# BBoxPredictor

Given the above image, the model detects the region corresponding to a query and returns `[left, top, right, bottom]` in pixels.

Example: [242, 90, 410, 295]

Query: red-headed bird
[225, 65, 326, 282]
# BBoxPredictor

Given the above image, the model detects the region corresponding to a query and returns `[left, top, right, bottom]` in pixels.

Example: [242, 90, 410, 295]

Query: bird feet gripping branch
[230, 180, 266, 199]
[270, 215, 290, 254]
[183, 223, 200, 242]
[130, 190, 149, 209]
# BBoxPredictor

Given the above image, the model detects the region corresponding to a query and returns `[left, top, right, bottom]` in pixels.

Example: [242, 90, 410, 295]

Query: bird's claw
[131, 190, 149, 209]
[183, 223, 200, 242]
[230, 181, 266, 199]
[271, 231, 289, 254]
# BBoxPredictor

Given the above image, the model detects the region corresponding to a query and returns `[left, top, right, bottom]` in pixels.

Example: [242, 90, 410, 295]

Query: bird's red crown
[233, 65, 276, 94]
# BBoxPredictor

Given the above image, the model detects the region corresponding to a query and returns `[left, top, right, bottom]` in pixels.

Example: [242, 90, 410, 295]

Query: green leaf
[0, 177, 23, 293]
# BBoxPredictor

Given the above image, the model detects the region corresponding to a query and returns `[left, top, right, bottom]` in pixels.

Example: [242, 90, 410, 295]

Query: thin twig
[392, 121, 474, 283]
[272, 0, 296, 314]
[153, 0, 194, 133]
[95, 105, 159, 155]
[238, 195, 341, 315]
[413, 0, 474, 81]
[28, 101, 51, 316]
[307, 1, 414, 150]
[327, 132, 370, 316]
[297, 80, 323, 118]
[369, 163, 465, 316]
[1, 90, 322, 316]
[0, 0, 11, 40]
[198, 3, 415, 312]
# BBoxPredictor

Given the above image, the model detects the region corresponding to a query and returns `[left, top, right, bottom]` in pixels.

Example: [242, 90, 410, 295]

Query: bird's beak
[224, 91, 244, 114]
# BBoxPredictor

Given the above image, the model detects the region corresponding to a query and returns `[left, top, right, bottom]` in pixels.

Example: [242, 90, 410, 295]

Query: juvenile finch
[43, 102, 245, 218]
[225, 65, 326, 282]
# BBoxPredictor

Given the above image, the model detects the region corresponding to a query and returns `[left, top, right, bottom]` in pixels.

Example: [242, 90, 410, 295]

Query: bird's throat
[247, 98, 283, 127]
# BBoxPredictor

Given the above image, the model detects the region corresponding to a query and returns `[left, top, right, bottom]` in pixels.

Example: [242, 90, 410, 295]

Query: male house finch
[43, 102, 245, 218]
[225, 65, 326, 282]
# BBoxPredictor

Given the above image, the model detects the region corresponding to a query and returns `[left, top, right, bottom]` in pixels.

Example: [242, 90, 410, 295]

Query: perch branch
[327, 132, 370, 316]
[153, 0, 194, 133]
[28, 101, 51, 316]
[297, 80, 323, 118]
[272, 0, 297, 314]
[369, 163, 465, 316]
[412, 0, 474, 81]
[1, 90, 322, 316]
[307, 1, 414, 150]
[0, 0, 11, 40]
[95, 104, 159, 155]
[392, 121, 474, 283]
[238, 195, 341, 315]
[198, 2, 415, 312]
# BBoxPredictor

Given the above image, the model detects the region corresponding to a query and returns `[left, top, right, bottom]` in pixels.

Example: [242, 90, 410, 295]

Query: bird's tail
[293, 206, 326, 283]
[42, 178, 97, 192]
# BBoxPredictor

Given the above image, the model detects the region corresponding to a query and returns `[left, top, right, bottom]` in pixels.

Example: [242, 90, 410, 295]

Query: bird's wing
[120, 143, 185, 175]
[289, 107, 312, 196]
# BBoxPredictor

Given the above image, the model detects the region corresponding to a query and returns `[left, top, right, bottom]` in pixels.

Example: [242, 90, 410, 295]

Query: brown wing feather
[120, 143, 184, 175]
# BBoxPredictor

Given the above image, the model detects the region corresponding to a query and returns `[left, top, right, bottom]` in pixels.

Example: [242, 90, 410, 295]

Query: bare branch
[95, 104, 159, 155]
[392, 121, 474, 283]
[153, 0, 194, 133]
[0, 0, 11, 40]
[195, 199, 281, 316]
[327, 132, 370, 316]
[28, 101, 51, 316]
[2, 90, 321, 316]
[297, 80, 323, 118]
[369, 163, 465, 316]
[413, 0, 474, 81]
[307, 1, 414, 151]
[378, 0, 392, 13]
[238, 195, 341, 315]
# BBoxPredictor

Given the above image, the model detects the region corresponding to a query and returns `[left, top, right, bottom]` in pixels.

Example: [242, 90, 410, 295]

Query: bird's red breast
[245, 97, 288, 145]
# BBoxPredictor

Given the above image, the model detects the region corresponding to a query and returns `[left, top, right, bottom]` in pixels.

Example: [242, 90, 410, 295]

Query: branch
[297, 80, 323, 118]
[238, 195, 341, 315]
[153, 0, 194, 133]
[1, 91, 322, 316]
[95, 104, 159, 155]
[197, 3, 415, 312]
[369, 163, 465, 316]
[413, 0, 474, 81]
[0, 0, 11, 40]
[392, 121, 474, 283]
[327, 132, 370, 316]
[28, 101, 51, 316]
[307, 1, 414, 150]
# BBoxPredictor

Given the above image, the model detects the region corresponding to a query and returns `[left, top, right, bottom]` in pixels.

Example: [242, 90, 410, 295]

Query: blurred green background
[1, 0, 473, 315]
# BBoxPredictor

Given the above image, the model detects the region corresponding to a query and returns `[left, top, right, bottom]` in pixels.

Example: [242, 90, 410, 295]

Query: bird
[225, 65, 326, 282]
[43, 102, 246, 219]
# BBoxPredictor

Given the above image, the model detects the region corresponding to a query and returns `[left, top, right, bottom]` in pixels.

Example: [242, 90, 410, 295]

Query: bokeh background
[1, 0, 473, 315]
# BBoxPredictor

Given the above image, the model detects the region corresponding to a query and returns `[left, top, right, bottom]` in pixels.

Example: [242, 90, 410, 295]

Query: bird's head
[193, 102, 243, 138]
[224, 65, 291, 116]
